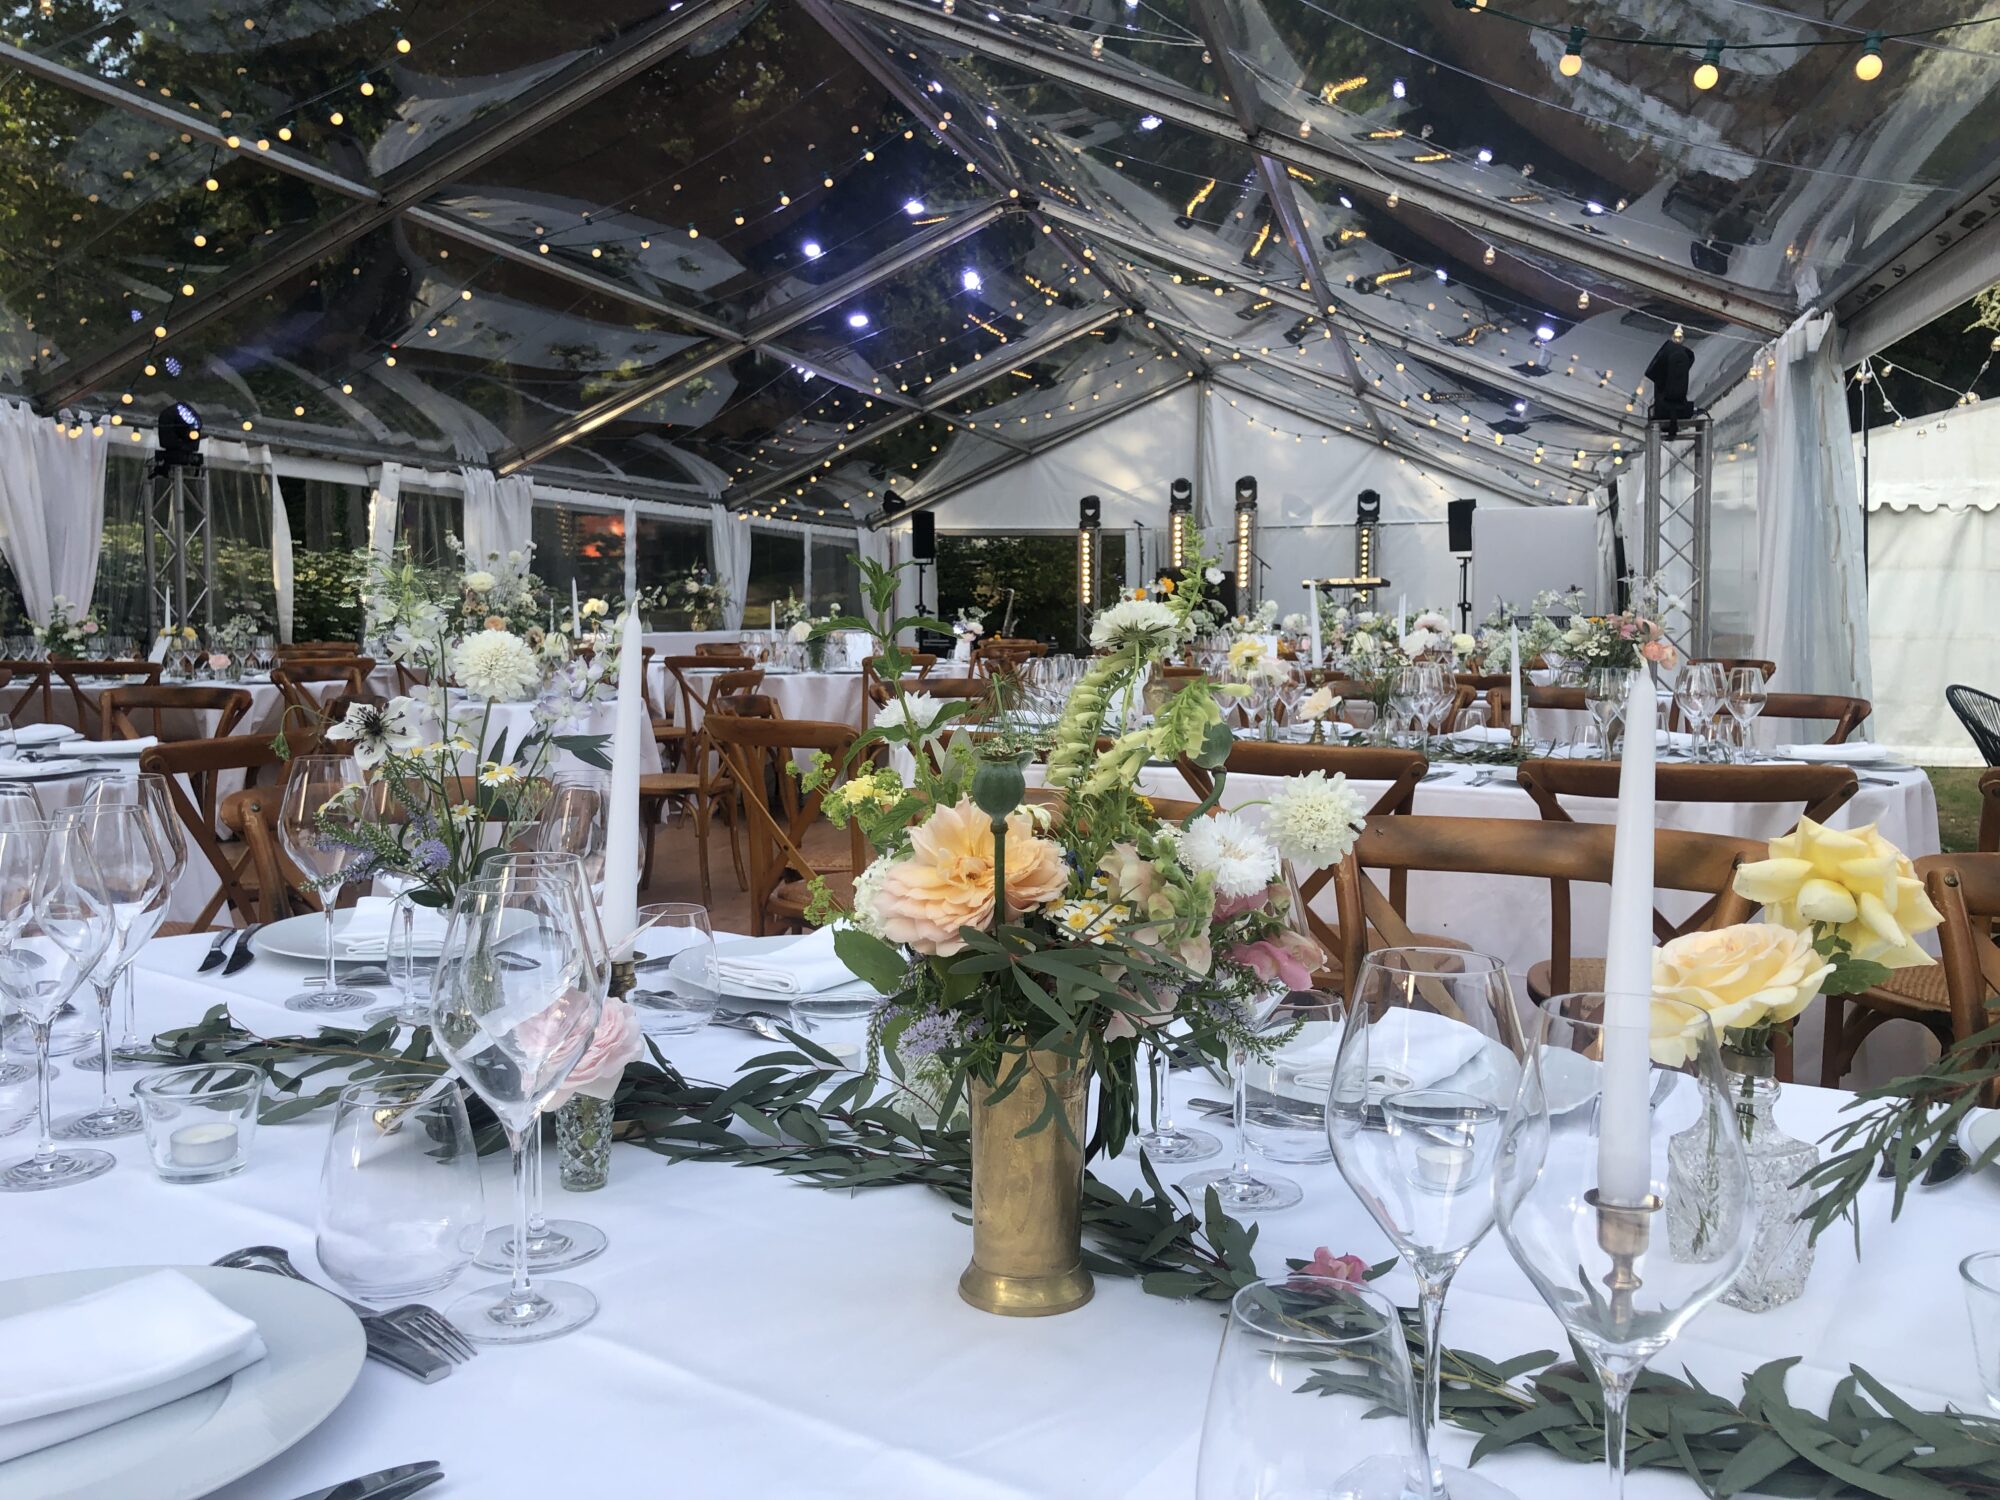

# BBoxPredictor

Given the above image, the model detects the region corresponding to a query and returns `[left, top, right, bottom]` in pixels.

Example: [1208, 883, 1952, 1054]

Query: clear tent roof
[1, 0, 1995, 523]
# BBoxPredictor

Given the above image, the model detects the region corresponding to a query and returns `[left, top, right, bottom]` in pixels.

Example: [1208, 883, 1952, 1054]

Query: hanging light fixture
[1692, 40, 1723, 90]
[1855, 32, 1884, 81]
[1558, 26, 1586, 77]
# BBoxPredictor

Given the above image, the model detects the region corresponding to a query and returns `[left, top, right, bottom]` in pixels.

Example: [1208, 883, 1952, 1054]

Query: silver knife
[197, 929, 232, 973]
[282, 1462, 443, 1500]
[222, 925, 262, 976]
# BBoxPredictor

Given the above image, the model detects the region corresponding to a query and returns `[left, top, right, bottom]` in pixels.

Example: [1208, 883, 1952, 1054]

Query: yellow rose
[1733, 818, 1942, 969]
[1226, 638, 1265, 671]
[1650, 923, 1832, 1058]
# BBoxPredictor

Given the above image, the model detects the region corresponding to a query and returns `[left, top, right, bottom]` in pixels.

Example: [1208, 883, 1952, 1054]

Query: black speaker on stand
[911, 510, 936, 616]
[1447, 498, 1476, 632]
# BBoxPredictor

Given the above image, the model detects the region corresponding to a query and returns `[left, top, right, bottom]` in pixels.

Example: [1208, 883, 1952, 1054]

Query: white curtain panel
[368, 461, 402, 558]
[1753, 312, 1873, 701]
[460, 467, 534, 565]
[0, 401, 109, 622]
[256, 446, 297, 643]
[709, 505, 750, 630]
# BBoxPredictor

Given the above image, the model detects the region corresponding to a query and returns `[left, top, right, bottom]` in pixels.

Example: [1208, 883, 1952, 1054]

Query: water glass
[134, 1063, 262, 1183]
[1963, 1252, 2000, 1415]
[1196, 1276, 1429, 1500]
[1585, 667, 1634, 761]
[631, 902, 718, 1036]
[317, 1075, 485, 1301]
[1240, 996, 1340, 1165]
[0, 712, 13, 760]
[278, 754, 374, 1012]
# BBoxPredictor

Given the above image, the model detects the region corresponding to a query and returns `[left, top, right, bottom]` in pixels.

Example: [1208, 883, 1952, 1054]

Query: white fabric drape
[460, 467, 533, 565]
[255, 445, 297, 643]
[1123, 527, 1142, 593]
[0, 401, 110, 622]
[710, 505, 750, 630]
[368, 462, 402, 559]
[1753, 311, 1872, 701]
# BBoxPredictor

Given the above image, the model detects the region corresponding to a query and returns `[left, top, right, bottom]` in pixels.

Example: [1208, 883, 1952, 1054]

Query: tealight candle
[170, 1122, 239, 1168]
[1414, 1142, 1473, 1191]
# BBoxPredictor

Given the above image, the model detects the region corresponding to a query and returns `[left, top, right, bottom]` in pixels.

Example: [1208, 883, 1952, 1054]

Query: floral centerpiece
[659, 566, 729, 630]
[561, 595, 612, 640]
[810, 546, 1364, 1314]
[209, 613, 264, 679]
[1470, 588, 1580, 674]
[1556, 578, 1679, 672]
[951, 606, 986, 643]
[35, 595, 101, 658]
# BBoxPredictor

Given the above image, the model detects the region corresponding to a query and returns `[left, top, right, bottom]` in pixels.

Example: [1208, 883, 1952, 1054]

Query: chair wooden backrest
[219, 784, 317, 922]
[277, 641, 361, 658]
[703, 715, 868, 936]
[1755, 693, 1870, 745]
[1921, 854, 2000, 1105]
[867, 674, 994, 710]
[49, 660, 164, 738]
[102, 684, 253, 743]
[1485, 682, 1586, 729]
[272, 658, 375, 718]
[863, 654, 935, 707]
[710, 692, 781, 720]
[1949, 685, 2000, 768]
[657, 655, 740, 727]
[1978, 768, 2000, 853]
[1335, 814, 1765, 996]
[974, 638, 1045, 677]
[140, 729, 318, 925]
[1694, 657, 1776, 682]
[393, 659, 431, 697]
[694, 642, 752, 660]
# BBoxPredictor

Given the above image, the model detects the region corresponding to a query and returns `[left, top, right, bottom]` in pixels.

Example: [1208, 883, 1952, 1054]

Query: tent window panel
[532, 505, 627, 607]
[937, 533, 1089, 648]
[96, 454, 148, 640]
[632, 515, 712, 627]
[809, 539, 861, 616]
[397, 489, 462, 568]
[746, 529, 805, 623]
[285, 478, 369, 552]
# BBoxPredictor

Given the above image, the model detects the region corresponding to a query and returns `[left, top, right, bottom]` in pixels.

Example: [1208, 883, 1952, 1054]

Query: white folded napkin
[10, 724, 76, 747]
[1447, 726, 1511, 746]
[0, 1270, 266, 1463]
[332, 896, 451, 956]
[1355, 1007, 1488, 1097]
[0, 759, 81, 779]
[712, 925, 859, 996]
[1774, 741, 1899, 765]
[68, 736, 157, 758]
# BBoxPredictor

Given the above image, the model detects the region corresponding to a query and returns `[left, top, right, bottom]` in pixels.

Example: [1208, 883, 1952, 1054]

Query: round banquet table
[665, 667, 868, 736]
[0, 930, 1982, 1499]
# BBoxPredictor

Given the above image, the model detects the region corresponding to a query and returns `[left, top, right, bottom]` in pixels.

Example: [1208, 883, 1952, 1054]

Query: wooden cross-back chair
[1692, 657, 1777, 683]
[862, 654, 935, 708]
[1741, 692, 1871, 746]
[1338, 813, 1769, 1047]
[141, 729, 319, 926]
[272, 658, 375, 720]
[1516, 758, 1857, 935]
[637, 668, 758, 901]
[48, 660, 164, 739]
[974, 638, 1045, 678]
[277, 641, 360, 658]
[1819, 854, 2000, 1094]
[1978, 768, 2000, 853]
[393, 659, 432, 697]
[693, 642, 752, 660]
[101, 684, 254, 744]
[220, 784, 319, 923]
[704, 715, 868, 936]
[1485, 682, 1587, 731]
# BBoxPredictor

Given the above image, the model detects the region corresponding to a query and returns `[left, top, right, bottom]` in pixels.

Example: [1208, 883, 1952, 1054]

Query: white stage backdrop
[1470, 505, 1602, 617]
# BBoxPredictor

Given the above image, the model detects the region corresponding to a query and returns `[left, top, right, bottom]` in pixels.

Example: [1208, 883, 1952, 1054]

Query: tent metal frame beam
[866, 376, 1191, 526]
[724, 409, 927, 511]
[35, 0, 759, 412]
[494, 201, 1015, 474]
[827, 0, 1791, 337]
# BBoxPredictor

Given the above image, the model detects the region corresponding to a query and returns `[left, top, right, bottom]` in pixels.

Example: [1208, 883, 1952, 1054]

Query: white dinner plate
[1958, 1109, 2000, 1172]
[0, 759, 87, 782]
[252, 906, 523, 962]
[662, 933, 880, 1004]
[0, 1264, 364, 1500]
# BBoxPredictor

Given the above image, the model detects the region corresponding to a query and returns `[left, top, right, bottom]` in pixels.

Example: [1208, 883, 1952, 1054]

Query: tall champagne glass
[279, 754, 374, 1012]
[430, 879, 601, 1343]
[52, 803, 166, 1138]
[1327, 948, 1523, 1499]
[1180, 982, 1308, 1212]
[0, 821, 116, 1190]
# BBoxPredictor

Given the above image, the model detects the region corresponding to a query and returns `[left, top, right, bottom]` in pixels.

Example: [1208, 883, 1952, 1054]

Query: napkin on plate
[333, 896, 451, 956]
[0, 1270, 267, 1463]
[67, 736, 158, 758]
[0, 759, 81, 780]
[10, 724, 76, 747]
[1773, 741, 1898, 765]
[712, 924, 858, 996]
[1447, 726, 1511, 746]
[1358, 1007, 1488, 1094]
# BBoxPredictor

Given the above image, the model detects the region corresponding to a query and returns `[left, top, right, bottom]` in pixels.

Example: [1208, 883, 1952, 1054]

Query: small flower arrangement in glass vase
[658, 566, 729, 630]
[1556, 575, 1680, 672]
[209, 613, 264, 680]
[804, 542, 1366, 1314]
[34, 595, 102, 659]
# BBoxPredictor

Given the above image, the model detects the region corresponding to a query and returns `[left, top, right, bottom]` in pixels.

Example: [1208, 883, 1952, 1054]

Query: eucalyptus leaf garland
[153, 1009, 2000, 1498]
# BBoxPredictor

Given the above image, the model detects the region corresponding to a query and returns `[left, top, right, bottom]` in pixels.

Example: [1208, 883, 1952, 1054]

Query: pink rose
[80, 620, 98, 635]
[1225, 929, 1322, 991]
[1299, 1248, 1369, 1283]
[547, 997, 642, 1109]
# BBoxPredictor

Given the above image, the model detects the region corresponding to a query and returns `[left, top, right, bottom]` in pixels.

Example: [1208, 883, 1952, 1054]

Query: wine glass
[1326, 947, 1524, 1500]
[1196, 1275, 1430, 1500]
[535, 774, 607, 886]
[1584, 667, 1634, 762]
[1674, 662, 1726, 763]
[0, 784, 42, 829]
[1180, 982, 1309, 1212]
[278, 754, 375, 1013]
[1388, 669, 1424, 749]
[82, 773, 186, 1070]
[1493, 993, 1753, 1500]
[1137, 1010, 1221, 1165]
[429, 879, 602, 1343]
[1725, 667, 1768, 762]
[51, 803, 167, 1140]
[0, 821, 116, 1191]
[470, 857, 612, 1274]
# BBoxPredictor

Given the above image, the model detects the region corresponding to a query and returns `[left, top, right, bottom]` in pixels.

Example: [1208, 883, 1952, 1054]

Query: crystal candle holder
[134, 1064, 262, 1183]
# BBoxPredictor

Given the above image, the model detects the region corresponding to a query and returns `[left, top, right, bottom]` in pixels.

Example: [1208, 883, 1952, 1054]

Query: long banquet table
[0, 931, 1986, 1499]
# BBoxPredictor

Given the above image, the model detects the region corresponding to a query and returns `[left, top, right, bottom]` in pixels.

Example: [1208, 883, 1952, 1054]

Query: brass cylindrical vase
[958, 1047, 1094, 1317]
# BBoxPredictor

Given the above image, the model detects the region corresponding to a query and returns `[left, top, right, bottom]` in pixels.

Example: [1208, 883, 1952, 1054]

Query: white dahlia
[451, 629, 541, 702]
[1089, 598, 1179, 651]
[1177, 811, 1279, 900]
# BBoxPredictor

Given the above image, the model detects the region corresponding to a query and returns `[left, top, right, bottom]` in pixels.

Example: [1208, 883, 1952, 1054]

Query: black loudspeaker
[912, 509, 936, 561]
[1447, 498, 1476, 555]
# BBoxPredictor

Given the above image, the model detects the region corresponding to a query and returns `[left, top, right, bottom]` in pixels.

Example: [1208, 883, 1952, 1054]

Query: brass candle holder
[608, 958, 637, 1002]
[1586, 1188, 1663, 1330]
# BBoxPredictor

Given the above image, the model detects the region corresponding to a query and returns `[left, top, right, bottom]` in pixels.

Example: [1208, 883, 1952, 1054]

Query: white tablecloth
[0, 932, 1983, 1499]
[673, 669, 867, 736]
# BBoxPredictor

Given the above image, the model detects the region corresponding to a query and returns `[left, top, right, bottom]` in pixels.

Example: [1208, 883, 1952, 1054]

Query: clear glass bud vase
[1667, 1049, 1816, 1311]
[556, 1095, 614, 1192]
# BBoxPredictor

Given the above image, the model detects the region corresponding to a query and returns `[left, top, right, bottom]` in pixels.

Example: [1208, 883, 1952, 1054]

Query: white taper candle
[1597, 663, 1656, 1206]
[601, 608, 644, 958]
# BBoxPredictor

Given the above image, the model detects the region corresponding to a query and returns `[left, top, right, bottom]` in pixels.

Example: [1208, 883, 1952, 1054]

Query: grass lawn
[1926, 766, 1984, 853]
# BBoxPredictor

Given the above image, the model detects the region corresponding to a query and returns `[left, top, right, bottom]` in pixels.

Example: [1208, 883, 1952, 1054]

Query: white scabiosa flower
[1089, 598, 1180, 651]
[1264, 771, 1365, 872]
[451, 629, 541, 702]
[463, 570, 497, 594]
[876, 692, 944, 740]
[1178, 811, 1279, 900]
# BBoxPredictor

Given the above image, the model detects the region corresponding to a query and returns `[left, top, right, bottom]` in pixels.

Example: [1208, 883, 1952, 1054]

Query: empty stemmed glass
[1584, 667, 1634, 761]
[1674, 662, 1727, 762]
[81, 772, 186, 1069]
[1388, 668, 1425, 749]
[51, 803, 166, 1140]
[0, 821, 116, 1191]
[1137, 1015, 1220, 1165]
[1326, 948, 1524, 1499]
[1725, 667, 1768, 762]
[1181, 983, 1315, 1212]
[1494, 994, 1752, 1500]
[279, 754, 375, 1012]
[430, 877, 602, 1343]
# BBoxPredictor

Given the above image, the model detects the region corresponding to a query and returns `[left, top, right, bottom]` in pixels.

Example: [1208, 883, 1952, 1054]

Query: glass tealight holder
[134, 1064, 262, 1183]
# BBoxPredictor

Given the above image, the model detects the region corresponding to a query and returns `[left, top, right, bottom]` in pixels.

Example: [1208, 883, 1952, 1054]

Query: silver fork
[214, 1245, 475, 1364]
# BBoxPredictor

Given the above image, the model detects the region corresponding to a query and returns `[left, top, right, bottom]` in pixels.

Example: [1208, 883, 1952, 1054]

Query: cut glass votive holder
[1962, 1251, 2000, 1415]
[134, 1064, 262, 1183]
